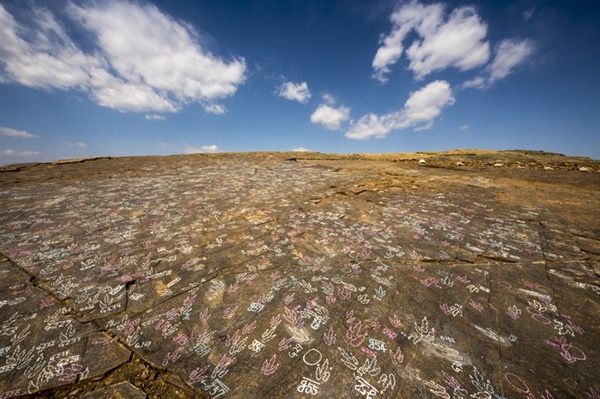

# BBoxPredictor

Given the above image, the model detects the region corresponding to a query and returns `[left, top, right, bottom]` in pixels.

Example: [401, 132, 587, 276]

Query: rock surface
[0, 151, 598, 398]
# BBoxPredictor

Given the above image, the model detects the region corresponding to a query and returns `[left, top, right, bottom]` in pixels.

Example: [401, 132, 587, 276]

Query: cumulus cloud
[310, 104, 351, 130]
[202, 103, 227, 115]
[184, 145, 221, 154]
[0, 2, 246, 114]
[462, 76, 486, 89]
[346, 114, 391, 140]
[292, 147, 311, 152]
[401, 81, 455, 130]
[0, 6, 94, 90]
[462, 39, 534, 89]
[0, 127, 39, 138]
[277, 81, 311, 103]
[321, 93, 336, 105]
[373, 1, 490, 82]
[346, 80, 454, 139]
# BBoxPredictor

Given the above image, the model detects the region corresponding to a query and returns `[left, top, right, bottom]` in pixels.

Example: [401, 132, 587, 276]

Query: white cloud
[89, 74, 178, 113]
[277, 81, 311, 103]
[373, 1, 490, 82]
[402, 80, 455, 128]
[488, 39, 534, 84]
[461, 76, 486, 89]
[462, 39, 534, 89]
[2, 149, 40, 157]
[145, 114, 166, 120]
[0, 2, 246, 114]
[0, 126, 39, 138]
[346, 113, 392, 140]
[292, 147, 311, 152]
[184, 145, 221, 154]
[321, 93, 336, 105]
[68, 142, 87, 147]
[346, 80, 454, 139]
[458, 124, 470, 130]
[310, 104, 351, 130]
[203, 103, 227, 115]
[0, 6, 96, 90]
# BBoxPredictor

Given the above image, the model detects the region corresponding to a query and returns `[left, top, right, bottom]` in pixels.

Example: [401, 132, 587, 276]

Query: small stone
[493, 163, 504, 167]
[418, 159, 426, 165]
[456, 161, 465, 166]
[579, 167, 591, 172]
[544, 166, 554, 170]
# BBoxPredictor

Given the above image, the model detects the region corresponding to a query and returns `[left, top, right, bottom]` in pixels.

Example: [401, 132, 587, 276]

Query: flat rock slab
[80, 382, 146, 399]
[0, 153, 598, 398]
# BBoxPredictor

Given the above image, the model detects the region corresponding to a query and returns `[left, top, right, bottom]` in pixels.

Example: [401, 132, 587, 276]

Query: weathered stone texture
[0, 152, 598, 398]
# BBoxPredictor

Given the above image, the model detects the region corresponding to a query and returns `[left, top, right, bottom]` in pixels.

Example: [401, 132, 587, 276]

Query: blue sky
[1, 0, 598, 165]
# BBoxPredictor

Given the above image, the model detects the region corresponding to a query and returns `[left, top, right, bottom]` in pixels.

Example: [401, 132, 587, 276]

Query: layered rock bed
[0, 151, 598, 398]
